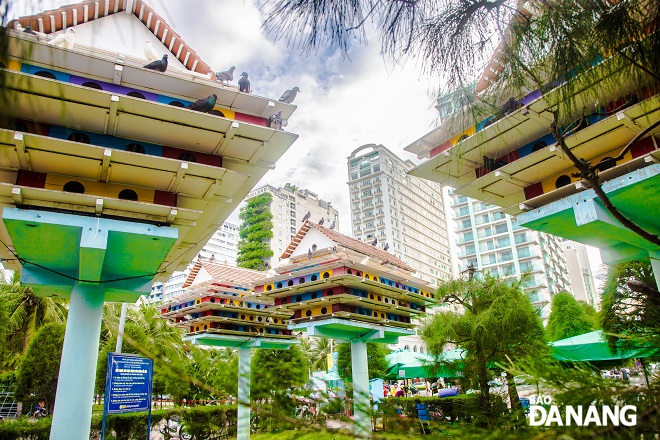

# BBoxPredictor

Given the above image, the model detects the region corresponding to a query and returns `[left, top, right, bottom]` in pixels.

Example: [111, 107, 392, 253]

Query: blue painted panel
[20, 64, 70, 82]
[47, 125, 163, 156]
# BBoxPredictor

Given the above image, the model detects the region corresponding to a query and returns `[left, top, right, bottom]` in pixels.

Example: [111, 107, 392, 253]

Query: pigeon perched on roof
[318, 217, 324, 226]
[268, 111, 282, 130]
[186, 94, 218, 113]
[307, 248, 312, 260]
[48, 28, 76, 49]
[144, 40, 159, 61]
[302, 211, 311, 223]
[383, 243, 389, 251]
[143, 54, 168, 72]
[238, 72, 250, 93]
[329, 220, 336, 230]
[371, 237, 378, 246]
[23, 25, 37, 35]
[279, 87, 300, 104]
[215, 66, 236, 84]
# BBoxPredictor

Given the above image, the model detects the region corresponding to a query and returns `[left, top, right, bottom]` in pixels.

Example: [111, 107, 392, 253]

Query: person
[395, 385, 404, 397]
[34, 401, 45, 418]
[621, 368, 630, 383]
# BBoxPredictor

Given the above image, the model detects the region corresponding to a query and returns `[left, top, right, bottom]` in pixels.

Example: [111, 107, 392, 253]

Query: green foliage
[422, 275, 546, 424]
[336, 342, 390, 381]
[14, 322, 65, 408]
[0, 416, 52, 440]
[601, 260, 660, 351]
[545, 291, 595, 341]
[237, 193, 274, 269]
[579, 300, 600, 330]
[251, 346, 308, 401]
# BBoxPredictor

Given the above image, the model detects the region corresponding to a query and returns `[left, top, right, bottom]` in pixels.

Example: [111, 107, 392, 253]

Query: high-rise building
[453, 192, 572, 320]
[347, 144, 452, 287]
[245, 184, 339, 265]
[561, 240, 600, 309]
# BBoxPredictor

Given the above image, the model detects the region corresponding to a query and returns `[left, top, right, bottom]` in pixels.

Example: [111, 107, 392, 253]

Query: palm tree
[0, 270, 67, 369]
[308, 337, 333, 372]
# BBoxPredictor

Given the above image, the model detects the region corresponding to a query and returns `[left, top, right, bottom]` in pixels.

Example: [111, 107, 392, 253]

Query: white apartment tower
[347, 144, 452, 287]
[561, 240, 600, 309]
[245, 184, 339, 265]
[453, 193, 572, 319]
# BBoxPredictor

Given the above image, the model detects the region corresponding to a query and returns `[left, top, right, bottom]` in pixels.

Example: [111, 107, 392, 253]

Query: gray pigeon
[23, 25, 37, 35]
[383, 243, 389, 251]
[238, 72, 250, 93]
[307, 248, 312, 260]
[371, 237, 378, 246]
[143, 54, 168, 72]
[186, 94, 217, 113]
[302, 211, 310, 222]
[318, 217, 324, 226]
[268, 111, 282, 130]
[215, 66, 236, 84]
[279, 87, 300, 104]
[329, 220, 336, 230]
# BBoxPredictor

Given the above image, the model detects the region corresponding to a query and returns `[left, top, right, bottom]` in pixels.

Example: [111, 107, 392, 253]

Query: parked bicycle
[159, 416, 194, 440]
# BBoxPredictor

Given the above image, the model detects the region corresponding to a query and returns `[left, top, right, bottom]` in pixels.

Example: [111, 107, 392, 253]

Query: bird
[144, 40, 159, 61]
[371, 237, 378, 246]
[311, 244, 318, 252]
[318, 217, 324, 226]
[302, 211, 311, 223]
[307, 248, 312, 260]
[268, 111, 282, 130]
[329, 220, 336, 230]
[48, 28, 76, 49]
[143, 54, 168, 72]
[186, 94, 217, 113]
[215, 66, 236, 84]
[383, 243, 390, 251]
[279, 87, 300, 104]
[23, 25, 37, 35]
[238, 72, 250, 93]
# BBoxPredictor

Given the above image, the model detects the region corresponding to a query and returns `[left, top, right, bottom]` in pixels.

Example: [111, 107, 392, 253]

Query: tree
[251, 346, 308, 401]
[421, 275, 546, 422]
[262, 0, 660, 246]
[336, 342, 390, 381]
[545, 291, 595, 341]
[237, 193, 274, 270]
[14, 322, 66, 412]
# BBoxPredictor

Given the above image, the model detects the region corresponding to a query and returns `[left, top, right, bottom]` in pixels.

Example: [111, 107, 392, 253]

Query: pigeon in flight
[371, 237, 378, 246]
[238, 72, 250, 93]
[186, 94, 218, 113]
[383, 243, 389, 251]
[279, 87, 300, 104]
[329, 220, 336, 230]
[302, 211, 310, 223]
[311, 244, 318, 251]
[143, 54, 168, 72]
[48, 28, 76, 49]
[144, 40, 159, 61]
[215, 66, 236, 84]
[318, 217, 324, 226]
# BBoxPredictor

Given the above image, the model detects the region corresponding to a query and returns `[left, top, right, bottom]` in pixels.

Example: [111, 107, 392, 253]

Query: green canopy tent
[550, 330, 660, 367]
[385, 348, 464, 379]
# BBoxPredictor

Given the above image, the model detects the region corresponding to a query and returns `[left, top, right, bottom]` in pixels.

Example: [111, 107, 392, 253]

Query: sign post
[101, 353, 154, 440]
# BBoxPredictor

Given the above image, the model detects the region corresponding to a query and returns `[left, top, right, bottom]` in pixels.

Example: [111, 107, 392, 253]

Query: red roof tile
[182, 258, 266, 289]
[9, 0, 214, 76]
[280, 222, 415, 273]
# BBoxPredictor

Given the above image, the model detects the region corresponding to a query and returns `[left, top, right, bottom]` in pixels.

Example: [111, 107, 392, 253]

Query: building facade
[347, 144, 452, 287]
[561, 240, 600, 309]
[453, 193, 572, 319]
[245, 184, 339, 265]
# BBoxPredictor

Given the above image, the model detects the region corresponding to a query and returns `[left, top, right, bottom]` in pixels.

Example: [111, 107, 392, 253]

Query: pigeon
[186, 94, 217, 113]
[307, 248, 312, 260]
[48, 28, 76, 49]
[268, 111, 282, 130]
[238, 72, 250, 93]
[311, 244, 318, 252]
[215, 66, 236, 84]
[329, 220, 336, 230]
[318, 217, 324, 226]
[23, 25, 37, 35]
[371, 237, 378, 246]
[144, 40, 159, 61]
[383, 243, 389, 251]
[279, 87, 300, 104]
[143, 54, 168, 72]
[302, 211, 311, 222]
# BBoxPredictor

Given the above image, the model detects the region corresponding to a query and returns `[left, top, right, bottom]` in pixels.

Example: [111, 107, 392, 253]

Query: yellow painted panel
[320, 269, 333, 280]
[363, 272, 379, 282]
[45, 175, 155, 202]
[215, 107, 235, 119]
[540, 149, 633, 194]
[451, 126, 477, 146]
[300, 305, 332, 318]
[7, 60, 21, 72]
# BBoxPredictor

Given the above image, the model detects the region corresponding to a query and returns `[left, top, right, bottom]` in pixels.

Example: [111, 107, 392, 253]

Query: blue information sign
[105, 353, 154, 414]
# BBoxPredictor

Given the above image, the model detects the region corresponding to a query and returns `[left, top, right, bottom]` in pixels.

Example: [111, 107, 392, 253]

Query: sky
[7, 0, 605, 275]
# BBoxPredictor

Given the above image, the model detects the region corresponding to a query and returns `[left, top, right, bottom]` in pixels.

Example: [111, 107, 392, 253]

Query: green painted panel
[3, 219, 80, 271]
[103, 230, 177, 277]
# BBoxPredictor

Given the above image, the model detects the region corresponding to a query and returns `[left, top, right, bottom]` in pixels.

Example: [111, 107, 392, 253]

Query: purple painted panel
[522, 90, 542, 106]
[69, 75, 159, 101]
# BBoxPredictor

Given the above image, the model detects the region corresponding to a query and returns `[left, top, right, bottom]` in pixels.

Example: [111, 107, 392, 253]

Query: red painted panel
[429, 140, 451, 158]
[161, 146, 222, 167]
[524, 182, 544, 200]
[234, 113, 268, 127]
[630, 137, 656, 158]
[154, 191, 176, 207]
[16, 170, 47, 188]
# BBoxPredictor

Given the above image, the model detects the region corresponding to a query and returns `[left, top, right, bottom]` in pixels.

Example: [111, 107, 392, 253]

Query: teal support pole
[237, 347, 251, 440]
[50, 283, 105, 440]
[351, 340, 371, 438]
[650, 252, 660, 292]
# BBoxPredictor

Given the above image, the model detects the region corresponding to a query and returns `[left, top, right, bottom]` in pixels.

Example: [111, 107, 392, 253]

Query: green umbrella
[550, 330, 659, 366]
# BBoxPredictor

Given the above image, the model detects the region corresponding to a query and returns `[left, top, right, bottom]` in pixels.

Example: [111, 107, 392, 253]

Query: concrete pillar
[351, 339, 371, 438]
[237, 347, 251, 440]
[650, 252, 660, 291]
[50, 283, 105, 440]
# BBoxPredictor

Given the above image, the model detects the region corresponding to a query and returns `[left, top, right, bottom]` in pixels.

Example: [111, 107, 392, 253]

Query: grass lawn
[251, 429, 444, 439]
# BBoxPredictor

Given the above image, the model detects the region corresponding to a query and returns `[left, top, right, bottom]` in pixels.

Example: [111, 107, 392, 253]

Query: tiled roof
[182, 258, 266, 289]
[280, 222, 415, 272]
[8, 0, 214, 76]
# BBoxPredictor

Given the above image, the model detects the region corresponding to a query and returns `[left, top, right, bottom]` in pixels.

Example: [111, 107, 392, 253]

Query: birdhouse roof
[8, 0, 214, 76]
[182, 258, 267, 289]
[280, 221, 415, 272]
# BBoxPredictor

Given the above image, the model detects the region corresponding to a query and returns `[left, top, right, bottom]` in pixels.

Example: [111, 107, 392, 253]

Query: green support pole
[237, 347, 251, 440]
[650, 252, 660, 292]
[351, 339, 371, 438]
[50, 283, 105, 440]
